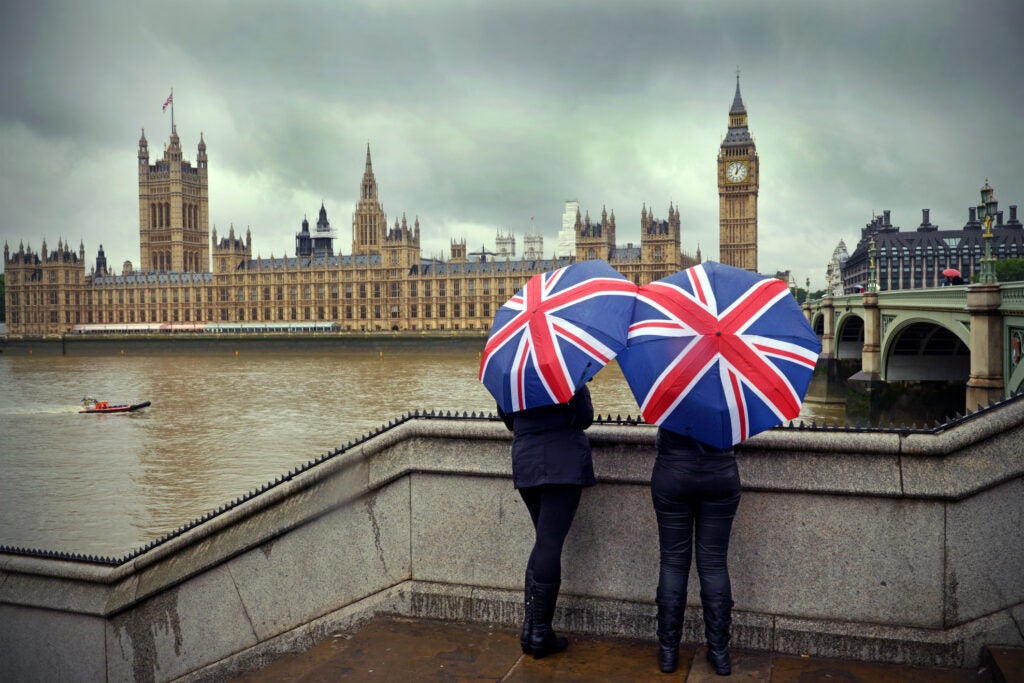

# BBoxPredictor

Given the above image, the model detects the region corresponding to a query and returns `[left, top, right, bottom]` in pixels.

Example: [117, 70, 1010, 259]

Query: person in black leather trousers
[652, 427, 741, 676]
[498, 384, 595, 659]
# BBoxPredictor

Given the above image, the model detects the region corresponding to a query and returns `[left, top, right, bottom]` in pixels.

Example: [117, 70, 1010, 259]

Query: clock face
[726, 161, 748, 183]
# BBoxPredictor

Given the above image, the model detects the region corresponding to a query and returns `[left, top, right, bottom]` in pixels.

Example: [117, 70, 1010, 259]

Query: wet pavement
[232, 616, 995, 682]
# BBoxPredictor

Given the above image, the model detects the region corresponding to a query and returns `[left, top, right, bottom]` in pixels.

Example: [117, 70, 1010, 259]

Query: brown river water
[0, 338, 842, 558]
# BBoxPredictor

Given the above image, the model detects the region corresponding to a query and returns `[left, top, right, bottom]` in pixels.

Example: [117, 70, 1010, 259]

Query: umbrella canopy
[942, 268, 961, 278]
[480, 259, 637, 413]
[617, 261, 821, 449]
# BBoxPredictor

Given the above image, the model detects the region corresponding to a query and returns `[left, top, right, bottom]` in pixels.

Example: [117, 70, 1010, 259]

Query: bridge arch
[812, 313, 825, 337]
[835, 314, 864, 360]
[883, 319, 970, 381]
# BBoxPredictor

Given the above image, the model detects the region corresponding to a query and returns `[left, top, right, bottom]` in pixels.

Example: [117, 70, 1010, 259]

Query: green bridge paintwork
[804, 281, 1024, 406]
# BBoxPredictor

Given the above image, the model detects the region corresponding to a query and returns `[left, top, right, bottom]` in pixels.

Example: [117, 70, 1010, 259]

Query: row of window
[148, 201, 200, 230]
[11, 301, 495, 327]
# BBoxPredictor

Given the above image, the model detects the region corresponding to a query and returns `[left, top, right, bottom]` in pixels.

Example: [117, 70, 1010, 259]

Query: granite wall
[2, 401, 1023, 682]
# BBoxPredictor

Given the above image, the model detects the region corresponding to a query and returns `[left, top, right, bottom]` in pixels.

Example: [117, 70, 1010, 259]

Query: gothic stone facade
[4, 139, 698, 336]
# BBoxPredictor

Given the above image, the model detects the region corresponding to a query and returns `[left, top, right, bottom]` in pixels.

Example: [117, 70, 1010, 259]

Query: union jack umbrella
[480, 259, 638, 413]
[617, 261, 821, 449]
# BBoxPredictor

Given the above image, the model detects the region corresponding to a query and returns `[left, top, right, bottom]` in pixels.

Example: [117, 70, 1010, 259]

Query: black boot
[520, 568, 534, 654]
[702, 596, 734, 676]
[528, 580, 568, 659]
[655, 586, 686, 673]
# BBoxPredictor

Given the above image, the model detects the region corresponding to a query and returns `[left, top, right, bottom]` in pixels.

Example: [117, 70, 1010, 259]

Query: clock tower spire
[717, 72, 759, 272]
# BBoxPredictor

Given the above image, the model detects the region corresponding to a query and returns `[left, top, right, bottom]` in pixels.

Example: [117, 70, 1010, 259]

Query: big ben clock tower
[718, 74, 759, 272]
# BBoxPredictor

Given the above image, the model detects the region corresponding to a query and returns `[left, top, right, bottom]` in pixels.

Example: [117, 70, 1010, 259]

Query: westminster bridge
[804, 282, 1024, 411]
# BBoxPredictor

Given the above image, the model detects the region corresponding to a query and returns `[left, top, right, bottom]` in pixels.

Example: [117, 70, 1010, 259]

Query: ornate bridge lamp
[867, 236, 879, 293]
[978, 179, 998, 284]
[965, 179, 1004, 409]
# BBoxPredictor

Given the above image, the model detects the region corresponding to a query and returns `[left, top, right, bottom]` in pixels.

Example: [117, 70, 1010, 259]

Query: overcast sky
[2, 0, 1022, 290]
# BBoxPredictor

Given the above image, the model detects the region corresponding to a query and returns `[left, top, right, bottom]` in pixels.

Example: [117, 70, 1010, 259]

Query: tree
[996, 257, 1024, 283]
[0, 273, 5, 323]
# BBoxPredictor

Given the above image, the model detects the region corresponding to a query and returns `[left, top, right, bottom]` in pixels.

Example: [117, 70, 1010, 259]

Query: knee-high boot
[520, 568, 534, 654]
[655, 584, 686, 673]
[702, 596, 734, 676]
[528, 580, 568, 659]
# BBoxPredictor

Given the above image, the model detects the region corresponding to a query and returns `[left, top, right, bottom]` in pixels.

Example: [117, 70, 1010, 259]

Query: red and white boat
[79, 397, 151, 414]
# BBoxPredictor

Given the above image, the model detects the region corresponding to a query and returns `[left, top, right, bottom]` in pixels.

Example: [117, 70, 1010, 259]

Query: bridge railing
[810, 281, 1024, 314]
[999, 281, 1024, 312]
[877, 286, 969, 310]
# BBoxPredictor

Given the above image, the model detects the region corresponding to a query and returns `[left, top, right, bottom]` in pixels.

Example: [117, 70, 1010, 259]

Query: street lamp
[977, 179, 998, 284]
[867, 235, 879, 293]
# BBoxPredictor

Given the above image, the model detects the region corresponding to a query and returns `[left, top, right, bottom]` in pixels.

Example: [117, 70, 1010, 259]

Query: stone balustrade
[2, 403, 1023, 682]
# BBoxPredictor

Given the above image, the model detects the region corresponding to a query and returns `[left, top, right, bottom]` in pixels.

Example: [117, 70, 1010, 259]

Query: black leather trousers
[651, 450, 741, 604]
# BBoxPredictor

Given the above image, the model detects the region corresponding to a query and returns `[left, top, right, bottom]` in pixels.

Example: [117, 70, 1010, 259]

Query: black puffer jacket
[498, 385, 596, 489]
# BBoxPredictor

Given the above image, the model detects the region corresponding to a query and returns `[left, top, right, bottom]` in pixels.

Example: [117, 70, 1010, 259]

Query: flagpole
[170, 87, 174, 132]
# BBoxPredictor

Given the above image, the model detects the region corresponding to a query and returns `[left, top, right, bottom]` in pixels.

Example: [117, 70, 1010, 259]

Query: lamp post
[978, 179, 998, 284]
[867, 235, 879, 293]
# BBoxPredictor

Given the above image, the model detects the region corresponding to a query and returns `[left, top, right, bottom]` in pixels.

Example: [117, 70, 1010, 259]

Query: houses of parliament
[3, 81, 760, 336]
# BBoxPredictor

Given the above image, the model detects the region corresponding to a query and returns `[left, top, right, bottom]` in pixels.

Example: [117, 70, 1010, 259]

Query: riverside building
[840, 182, 1024, 293]
[4, 130, 700, 336]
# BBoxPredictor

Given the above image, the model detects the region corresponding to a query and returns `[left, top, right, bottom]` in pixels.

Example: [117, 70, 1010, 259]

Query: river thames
[0, 338, 843, 558]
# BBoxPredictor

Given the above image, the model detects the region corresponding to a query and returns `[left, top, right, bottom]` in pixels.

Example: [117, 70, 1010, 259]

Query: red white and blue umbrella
[480, 259, 638, 413]
[617, 261, 821, 449]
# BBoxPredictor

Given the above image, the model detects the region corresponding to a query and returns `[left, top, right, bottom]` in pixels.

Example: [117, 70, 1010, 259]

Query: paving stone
[770, 653, 981, 682]
[228, 616, 987, 683]
[986, 646, 1024, 683]
[507, 632, 683, 683]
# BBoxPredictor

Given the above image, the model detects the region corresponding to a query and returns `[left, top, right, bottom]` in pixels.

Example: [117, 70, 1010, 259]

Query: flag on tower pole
[162, 89, 175, 131]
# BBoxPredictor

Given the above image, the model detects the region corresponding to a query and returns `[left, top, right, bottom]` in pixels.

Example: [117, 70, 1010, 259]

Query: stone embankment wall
[2, 402, 1023, 682]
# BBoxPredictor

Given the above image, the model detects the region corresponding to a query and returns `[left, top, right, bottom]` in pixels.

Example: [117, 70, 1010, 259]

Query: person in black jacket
[651, 427, 741, 676]
[498, 384, 595, 659]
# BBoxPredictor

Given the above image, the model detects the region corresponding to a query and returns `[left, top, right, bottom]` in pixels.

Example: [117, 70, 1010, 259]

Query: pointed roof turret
[359, 142, 378, 202]
[722, 71, 753, 148]
[730, 71, 746, 114]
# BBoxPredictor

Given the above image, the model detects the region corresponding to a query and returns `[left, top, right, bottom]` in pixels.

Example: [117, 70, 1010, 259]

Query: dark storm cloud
[2, 0, 1022, 287]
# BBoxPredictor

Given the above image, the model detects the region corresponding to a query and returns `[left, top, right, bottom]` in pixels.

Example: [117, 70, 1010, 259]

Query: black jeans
[651, 452, 741, 603]
[519, 484, 583, 584]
